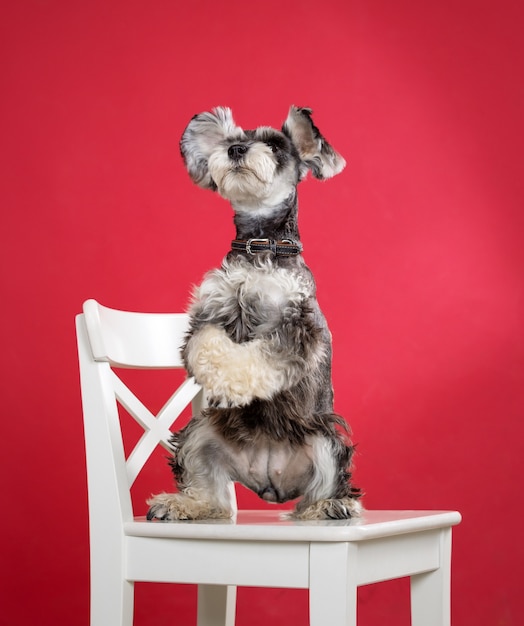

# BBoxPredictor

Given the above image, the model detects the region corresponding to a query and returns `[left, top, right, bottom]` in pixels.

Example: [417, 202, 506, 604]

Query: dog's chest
[194, 257, 313, 331]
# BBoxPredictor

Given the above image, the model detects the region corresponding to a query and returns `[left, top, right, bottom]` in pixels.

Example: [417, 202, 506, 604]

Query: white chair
[76, 299, 461, 626]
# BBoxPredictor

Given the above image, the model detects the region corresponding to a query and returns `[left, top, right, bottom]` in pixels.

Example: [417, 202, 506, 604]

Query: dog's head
[180, 106, 346, 213]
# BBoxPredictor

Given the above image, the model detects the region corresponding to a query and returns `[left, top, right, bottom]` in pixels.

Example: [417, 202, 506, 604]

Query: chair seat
[123, 509, 461, 599]
[125, 509, 461, 542]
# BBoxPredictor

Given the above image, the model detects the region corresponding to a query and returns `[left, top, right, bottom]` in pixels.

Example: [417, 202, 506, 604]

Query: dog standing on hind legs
[147, 105, 362, 521]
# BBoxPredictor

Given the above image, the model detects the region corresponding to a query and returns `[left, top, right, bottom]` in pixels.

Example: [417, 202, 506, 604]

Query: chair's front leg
[411, 528, 453, 626]
[309, 542, 358, 626]
[197, 584, 237, 626]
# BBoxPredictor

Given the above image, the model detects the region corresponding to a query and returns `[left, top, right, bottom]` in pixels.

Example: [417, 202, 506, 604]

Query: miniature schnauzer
[147, 106, 361, 521]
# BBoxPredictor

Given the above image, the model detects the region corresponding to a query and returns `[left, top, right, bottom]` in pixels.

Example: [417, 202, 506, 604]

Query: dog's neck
[232, 190, 300, 242]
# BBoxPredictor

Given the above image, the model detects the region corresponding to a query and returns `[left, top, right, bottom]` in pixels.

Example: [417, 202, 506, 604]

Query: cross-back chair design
[76, 299, 461, 626]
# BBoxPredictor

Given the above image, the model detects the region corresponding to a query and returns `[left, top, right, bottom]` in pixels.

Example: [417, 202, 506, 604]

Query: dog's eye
[268, 142, 279, 153]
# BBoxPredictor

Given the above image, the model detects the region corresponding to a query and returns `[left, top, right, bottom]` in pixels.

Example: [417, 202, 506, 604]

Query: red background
[2, 1, 523, 624]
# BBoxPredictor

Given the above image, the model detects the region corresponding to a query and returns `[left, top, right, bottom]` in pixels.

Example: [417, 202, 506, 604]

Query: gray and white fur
[147, 106, 362, 521]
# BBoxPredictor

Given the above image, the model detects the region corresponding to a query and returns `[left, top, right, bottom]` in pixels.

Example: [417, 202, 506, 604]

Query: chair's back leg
[197, 584, 237, 626]
[90, 570, 134, 626]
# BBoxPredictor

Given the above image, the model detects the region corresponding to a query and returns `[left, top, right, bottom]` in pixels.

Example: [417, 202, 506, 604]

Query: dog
[147, 106, 362, 521]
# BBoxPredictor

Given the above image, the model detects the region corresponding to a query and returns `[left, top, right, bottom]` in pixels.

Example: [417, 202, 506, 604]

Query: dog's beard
[217, 168, 272, 201]
[208, 147, 285, 205]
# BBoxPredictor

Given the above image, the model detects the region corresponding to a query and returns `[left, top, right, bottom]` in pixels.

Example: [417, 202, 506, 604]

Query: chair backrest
[76, 299, 212, 531]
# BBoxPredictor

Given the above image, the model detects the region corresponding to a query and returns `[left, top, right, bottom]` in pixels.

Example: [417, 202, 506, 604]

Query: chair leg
[411, 528, 452, 626]
[90, 577, 134, 626]
[197, 584, 237, 626]
[309, 543, 358, 626]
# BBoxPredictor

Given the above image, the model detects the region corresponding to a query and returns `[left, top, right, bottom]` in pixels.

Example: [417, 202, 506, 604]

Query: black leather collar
[231, 238, 303, 256]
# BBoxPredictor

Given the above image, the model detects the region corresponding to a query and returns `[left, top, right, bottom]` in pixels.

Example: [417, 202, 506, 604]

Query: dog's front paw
[186, 325, 285, 407]
[146, 492, 232, 521]
[207, 395, 236, 409]
[205, 383, 257, 408]
[291, 497, 363, 521]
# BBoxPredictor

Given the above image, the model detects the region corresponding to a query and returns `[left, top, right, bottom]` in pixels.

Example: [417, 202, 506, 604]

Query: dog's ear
[180, 107, 245, 190]
[282, 106, 346, 180]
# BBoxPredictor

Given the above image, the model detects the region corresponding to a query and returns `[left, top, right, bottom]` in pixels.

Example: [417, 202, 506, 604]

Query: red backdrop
[2, 1, 523, 624]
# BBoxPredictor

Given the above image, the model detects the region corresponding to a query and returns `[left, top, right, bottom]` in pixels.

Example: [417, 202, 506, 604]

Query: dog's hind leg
[290, 434, 362, 520]
[146, 489, 232, 521]
[292, 495, 362, 520]
[147, 418, 234, 521]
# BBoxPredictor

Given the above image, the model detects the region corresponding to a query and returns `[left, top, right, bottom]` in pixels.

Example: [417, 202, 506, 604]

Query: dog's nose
[228, 144, 248, 160]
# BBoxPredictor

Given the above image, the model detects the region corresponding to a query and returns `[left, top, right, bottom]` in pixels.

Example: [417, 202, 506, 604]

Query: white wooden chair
[76, 299, 461, 626]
